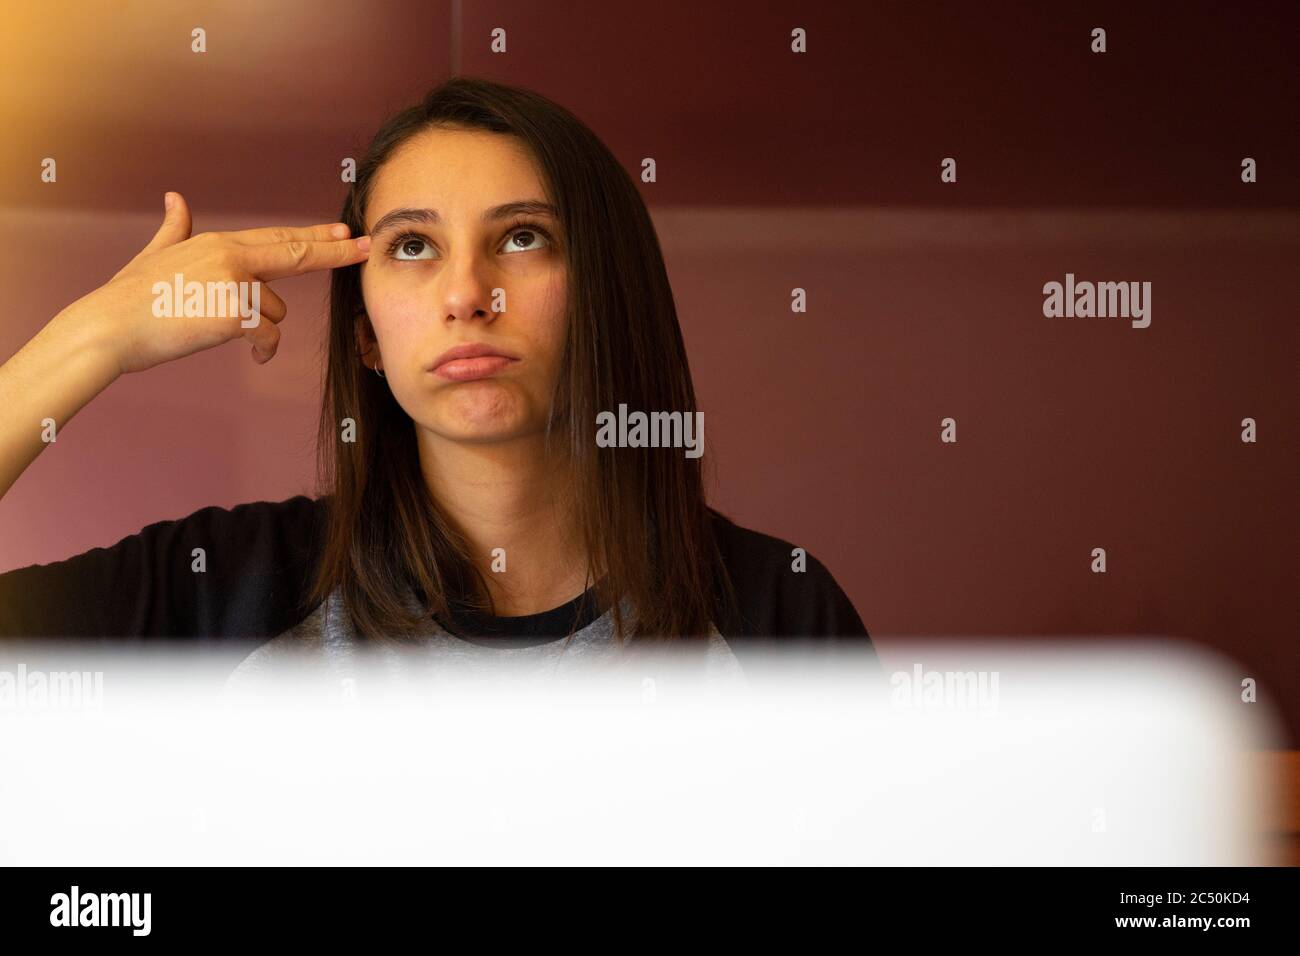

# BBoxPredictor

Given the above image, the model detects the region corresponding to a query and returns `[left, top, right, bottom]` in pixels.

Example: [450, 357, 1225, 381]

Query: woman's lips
[432, 355, 517, 381]
[427, 342, 521, 381]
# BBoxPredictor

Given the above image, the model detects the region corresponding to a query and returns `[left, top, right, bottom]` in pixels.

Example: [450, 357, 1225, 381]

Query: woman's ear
[354, 314, 379, 367]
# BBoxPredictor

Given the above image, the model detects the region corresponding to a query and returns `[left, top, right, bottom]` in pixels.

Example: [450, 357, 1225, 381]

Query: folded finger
[241, 317, 282, 362]
[256, 286, 288, 323]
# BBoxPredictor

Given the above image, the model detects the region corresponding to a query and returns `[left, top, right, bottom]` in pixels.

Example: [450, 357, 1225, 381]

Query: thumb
[140, 191, 193, 255]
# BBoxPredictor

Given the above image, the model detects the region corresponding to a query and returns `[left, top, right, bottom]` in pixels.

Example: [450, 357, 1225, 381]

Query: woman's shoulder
[112, 493, 328, 598]
[170, 493, 325, 536]
[706, 507, 872, 647]
[0, 493, 328, 639]
[143, 493, 329, 635]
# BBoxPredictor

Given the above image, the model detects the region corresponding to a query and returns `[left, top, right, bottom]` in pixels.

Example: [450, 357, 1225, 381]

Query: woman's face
[358, 126, 567, 444]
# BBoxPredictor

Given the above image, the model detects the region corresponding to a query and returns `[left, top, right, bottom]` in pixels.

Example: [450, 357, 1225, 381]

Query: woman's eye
[392, 236, 434, 260]
[387, 226, 551, 261]
[501, 227, 550, 255]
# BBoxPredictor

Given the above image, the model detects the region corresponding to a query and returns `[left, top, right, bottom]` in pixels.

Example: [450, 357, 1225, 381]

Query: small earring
[374, 364, 385, 378]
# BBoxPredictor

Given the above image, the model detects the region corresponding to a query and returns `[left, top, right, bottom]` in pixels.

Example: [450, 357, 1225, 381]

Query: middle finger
[230, 222, 351, 246]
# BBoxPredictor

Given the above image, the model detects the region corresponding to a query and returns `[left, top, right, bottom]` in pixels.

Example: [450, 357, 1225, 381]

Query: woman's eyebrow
[369, 200, 558, 235]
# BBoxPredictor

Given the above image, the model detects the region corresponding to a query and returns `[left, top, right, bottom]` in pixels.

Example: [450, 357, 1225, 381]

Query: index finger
[244, 236, 372, 280]
[231, 222, 353, 245]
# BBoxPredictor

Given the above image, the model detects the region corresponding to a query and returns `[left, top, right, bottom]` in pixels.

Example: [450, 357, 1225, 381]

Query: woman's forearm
[0, 306, 122, 502]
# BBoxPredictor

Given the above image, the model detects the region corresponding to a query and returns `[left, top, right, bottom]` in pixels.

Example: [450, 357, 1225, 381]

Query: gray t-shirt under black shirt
[226, 586, 747, 694]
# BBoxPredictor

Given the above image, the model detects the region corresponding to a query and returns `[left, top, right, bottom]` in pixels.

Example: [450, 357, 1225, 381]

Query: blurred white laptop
[0, 638, 1282, 865]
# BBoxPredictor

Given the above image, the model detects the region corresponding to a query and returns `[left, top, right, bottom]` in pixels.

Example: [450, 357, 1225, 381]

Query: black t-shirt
[0, 497, 873, 662]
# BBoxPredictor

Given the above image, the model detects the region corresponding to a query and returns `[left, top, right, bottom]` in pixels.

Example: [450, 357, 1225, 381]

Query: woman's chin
[420, 386, 536, 443]
[438, 422, 531, 444]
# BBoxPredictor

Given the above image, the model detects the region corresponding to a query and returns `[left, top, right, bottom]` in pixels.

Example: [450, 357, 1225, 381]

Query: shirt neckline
[436, 584, 603, 648]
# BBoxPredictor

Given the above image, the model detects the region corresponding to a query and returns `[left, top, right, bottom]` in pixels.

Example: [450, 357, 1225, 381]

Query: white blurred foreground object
[0, 640, 1281, 865]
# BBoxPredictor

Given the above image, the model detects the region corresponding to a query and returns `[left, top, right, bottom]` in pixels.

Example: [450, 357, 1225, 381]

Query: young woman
[0, 77, 870, 671]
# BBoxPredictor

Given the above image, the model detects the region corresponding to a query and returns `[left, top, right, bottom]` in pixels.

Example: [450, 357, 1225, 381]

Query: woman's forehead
[367, 128, 545, 219]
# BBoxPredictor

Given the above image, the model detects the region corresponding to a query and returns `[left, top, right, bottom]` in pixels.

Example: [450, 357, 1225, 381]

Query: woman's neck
[416, 428, 591, 616]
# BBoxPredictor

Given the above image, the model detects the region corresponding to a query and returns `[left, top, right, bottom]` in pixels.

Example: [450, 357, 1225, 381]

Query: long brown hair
[307, 75, 737, 643]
